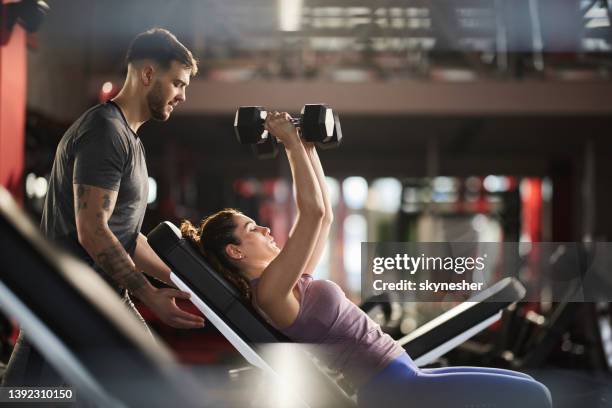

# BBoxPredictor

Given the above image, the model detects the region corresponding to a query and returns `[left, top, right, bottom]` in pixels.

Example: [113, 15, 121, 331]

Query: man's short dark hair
[126, 28, 198, 76]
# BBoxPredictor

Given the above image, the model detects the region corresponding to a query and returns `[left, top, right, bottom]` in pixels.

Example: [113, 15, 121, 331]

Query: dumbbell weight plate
[316, 113, 342, 150]
[234, 106, 268, 144]
[301, 104, 335, 144]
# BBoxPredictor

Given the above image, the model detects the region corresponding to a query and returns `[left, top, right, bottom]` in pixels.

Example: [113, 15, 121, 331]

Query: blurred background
[2, 0, 612, 405]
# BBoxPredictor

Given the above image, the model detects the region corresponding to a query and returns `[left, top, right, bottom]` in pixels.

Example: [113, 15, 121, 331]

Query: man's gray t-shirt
[41, 101, 148, 293]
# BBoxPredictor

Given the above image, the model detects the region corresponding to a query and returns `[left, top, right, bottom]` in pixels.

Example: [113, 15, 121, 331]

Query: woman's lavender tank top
[251, 274, 405, 388]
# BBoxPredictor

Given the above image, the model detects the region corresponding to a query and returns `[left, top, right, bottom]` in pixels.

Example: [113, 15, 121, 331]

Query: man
[3, 28, 205, 387]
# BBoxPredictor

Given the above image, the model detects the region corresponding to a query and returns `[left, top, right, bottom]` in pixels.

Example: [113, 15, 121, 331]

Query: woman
[181, 112, 552, 408]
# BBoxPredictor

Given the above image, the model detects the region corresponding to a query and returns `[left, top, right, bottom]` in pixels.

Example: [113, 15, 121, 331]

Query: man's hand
[140, 288, 205, 329]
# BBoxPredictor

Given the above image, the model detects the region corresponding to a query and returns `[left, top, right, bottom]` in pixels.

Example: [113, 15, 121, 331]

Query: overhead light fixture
[278, 0, 303, 32]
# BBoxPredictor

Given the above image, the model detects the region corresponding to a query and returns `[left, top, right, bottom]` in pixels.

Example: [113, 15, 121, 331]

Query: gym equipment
[488, 243, 611, 370]
[3, 0, 50, 34]
[399, 278, 525, 366]
[234, 104, 342, 159]
[147, 221, 526, 400]
[0, 187, 208, 407]
[360, 281, 526, 361]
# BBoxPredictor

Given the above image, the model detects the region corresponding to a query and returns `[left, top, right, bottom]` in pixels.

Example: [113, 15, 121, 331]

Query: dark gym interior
[1, 1, 612, 407]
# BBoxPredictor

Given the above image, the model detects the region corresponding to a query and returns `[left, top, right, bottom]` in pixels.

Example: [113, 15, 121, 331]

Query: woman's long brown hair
[180, 209, 252, 300]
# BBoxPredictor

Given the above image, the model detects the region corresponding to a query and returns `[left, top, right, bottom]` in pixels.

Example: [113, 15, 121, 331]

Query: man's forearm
[74, 184, 154, 300]
[97, 239, 149, 294]
[81, 226, 152, 296]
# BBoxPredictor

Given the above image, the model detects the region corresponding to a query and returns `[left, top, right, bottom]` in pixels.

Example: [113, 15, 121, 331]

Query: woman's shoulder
[300, 277, 347, 304]
[250, 273, 313, 291]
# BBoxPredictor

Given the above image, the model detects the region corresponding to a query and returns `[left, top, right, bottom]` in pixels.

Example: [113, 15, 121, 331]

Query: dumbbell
[234, 104, 342, 159]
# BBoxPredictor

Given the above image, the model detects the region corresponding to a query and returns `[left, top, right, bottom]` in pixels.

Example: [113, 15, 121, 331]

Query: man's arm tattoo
[94, 194, 113, 236]
[94, 213, 106, 237]
[96, 242, 148, 293]
[76, 185, 89, 213]
[102, 194, 111, 212]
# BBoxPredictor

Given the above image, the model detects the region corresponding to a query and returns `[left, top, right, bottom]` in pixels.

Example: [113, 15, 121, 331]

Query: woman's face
[228, 214, 280, 271]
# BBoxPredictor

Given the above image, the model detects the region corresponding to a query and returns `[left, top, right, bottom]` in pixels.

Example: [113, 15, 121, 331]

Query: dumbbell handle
[259, 110, 302, 127]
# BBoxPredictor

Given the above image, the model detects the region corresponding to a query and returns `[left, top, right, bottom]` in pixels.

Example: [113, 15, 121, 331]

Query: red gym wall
[0, 0, 27, 202]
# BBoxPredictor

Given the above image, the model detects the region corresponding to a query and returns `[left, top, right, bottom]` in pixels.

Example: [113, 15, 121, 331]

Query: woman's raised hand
[264, 111, 300, 148]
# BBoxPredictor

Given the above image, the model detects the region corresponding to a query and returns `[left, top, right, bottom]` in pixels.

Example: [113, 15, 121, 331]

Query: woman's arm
[255, 113, 325, 327]
[299, 143, 333, 276]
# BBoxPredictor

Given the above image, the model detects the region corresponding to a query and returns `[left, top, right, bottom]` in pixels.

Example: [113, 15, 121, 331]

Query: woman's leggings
[358, 353, 552, 408]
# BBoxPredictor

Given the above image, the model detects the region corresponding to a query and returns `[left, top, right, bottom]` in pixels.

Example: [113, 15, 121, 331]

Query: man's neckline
[107, 100, 139, 139]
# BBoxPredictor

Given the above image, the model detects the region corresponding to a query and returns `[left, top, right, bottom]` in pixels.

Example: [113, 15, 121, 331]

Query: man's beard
[146, 81, 169, 121]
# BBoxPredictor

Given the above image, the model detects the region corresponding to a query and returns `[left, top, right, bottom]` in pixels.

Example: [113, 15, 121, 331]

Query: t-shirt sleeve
[73, 118, 127, 191]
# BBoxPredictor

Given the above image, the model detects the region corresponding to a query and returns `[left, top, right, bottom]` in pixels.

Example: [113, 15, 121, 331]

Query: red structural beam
[0, 0, 26, 202]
